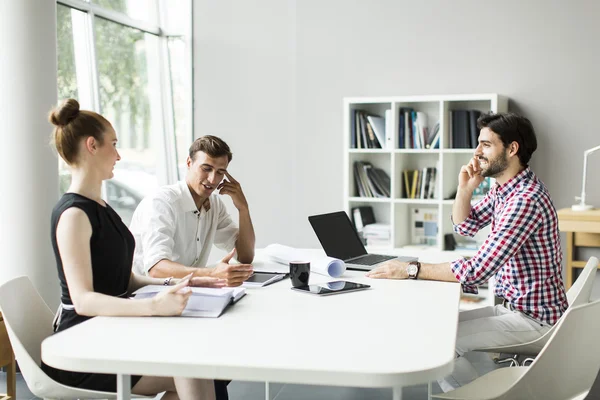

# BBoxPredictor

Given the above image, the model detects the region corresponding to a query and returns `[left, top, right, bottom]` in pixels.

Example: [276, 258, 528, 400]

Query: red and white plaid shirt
[451, 168, 568, 326]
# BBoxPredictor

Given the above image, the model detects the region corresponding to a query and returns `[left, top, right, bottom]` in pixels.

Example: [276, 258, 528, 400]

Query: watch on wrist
[407, 261, 421, 280]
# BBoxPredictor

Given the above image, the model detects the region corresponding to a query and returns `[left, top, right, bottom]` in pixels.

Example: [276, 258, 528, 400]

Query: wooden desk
[557, 208, 600, 289]
[0, 313, 16, 400]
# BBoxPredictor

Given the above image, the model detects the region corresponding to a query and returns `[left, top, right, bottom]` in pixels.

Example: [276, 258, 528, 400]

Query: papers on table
[133, 285, 246, 318]
[262, 244, 346, 278]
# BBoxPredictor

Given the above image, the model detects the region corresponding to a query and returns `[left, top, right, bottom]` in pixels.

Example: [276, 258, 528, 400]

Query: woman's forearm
[73, 291, 156, 317]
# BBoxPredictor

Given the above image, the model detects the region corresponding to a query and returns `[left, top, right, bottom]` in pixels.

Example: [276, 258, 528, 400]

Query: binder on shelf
[350, 109, 357, 148]
[384, 109, 392, 149]
[468, 110, 481, 149]
[451, 110, 470, 148]
[351, 206, 375, 232]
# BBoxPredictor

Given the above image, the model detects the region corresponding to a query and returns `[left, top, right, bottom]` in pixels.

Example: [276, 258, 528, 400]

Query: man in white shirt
[130, 135, 255, 288]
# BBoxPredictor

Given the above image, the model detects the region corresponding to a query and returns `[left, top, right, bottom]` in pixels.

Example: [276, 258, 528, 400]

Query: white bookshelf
[343, 94, 508, 310]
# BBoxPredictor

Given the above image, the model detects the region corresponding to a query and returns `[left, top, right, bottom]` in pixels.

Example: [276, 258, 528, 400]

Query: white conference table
[42, 249, 463, 400]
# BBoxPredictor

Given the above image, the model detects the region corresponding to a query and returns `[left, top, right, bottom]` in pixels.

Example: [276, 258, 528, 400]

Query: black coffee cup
[289, 261, 310, 287]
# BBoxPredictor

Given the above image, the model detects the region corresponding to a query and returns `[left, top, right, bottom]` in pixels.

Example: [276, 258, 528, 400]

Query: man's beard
[480, 150, 509, 178]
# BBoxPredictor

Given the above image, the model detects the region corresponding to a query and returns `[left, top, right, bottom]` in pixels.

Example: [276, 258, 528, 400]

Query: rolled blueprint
[263, 243, 346, 278]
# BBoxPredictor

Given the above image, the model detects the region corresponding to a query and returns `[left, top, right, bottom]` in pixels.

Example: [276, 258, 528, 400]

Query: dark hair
[189, 135, 233, 162]
[477, 112, 537, 166]
[49, 99, 111, 165]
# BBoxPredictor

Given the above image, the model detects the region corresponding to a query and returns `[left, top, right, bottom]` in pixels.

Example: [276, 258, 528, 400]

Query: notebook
[242, 272, 286, 288]
[133, 285, 246, 318]
[308, 211, 417, 271]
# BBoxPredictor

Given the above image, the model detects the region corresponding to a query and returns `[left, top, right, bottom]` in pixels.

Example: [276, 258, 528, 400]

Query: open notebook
[133, 285, 246, 318]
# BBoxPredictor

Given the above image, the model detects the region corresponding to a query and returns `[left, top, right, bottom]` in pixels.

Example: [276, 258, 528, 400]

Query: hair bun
[49, 98, 80, 127]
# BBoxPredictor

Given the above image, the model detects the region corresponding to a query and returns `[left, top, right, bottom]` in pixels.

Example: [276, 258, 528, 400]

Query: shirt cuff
[451, 258, 479, 295]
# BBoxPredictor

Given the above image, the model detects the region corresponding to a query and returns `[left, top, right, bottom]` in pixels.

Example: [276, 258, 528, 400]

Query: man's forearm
[452, 187, 474, 225]
[149, 259, 213, 279]
[235, 208, 255, 263]
[419, 262, 459, 283]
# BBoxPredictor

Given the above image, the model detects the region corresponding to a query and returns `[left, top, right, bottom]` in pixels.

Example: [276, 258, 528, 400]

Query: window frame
[56, 0, 192, 186]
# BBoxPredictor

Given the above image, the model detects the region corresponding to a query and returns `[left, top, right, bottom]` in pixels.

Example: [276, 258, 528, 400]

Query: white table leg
[428, 381, 432, 400]
[392, 386, 402, 400]
[117, 374, 131, 400]
[265, 381, 273, 400]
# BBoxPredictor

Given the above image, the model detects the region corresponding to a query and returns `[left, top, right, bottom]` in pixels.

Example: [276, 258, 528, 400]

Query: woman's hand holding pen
[152, 274, 193, 316]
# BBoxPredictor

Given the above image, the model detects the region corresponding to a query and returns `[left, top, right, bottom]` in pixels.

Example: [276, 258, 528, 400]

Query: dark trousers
[215, 379, 230, 400]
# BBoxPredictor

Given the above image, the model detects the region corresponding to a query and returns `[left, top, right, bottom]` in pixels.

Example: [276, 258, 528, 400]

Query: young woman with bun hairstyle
[43, 98, 224, 399]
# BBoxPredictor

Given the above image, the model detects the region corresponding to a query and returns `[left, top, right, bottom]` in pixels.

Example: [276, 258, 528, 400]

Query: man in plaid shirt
[367, 112, 568, 392]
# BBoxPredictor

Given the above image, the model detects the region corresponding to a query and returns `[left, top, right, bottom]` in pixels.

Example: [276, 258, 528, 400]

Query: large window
[56, 0, 192, 225]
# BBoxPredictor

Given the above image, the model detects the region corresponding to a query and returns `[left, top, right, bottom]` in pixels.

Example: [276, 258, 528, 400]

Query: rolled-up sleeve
[140, 197, 178, 275]
[451, 197, 541, 293]
[213, 202, 238, 252]
[453, 194, 494, 237]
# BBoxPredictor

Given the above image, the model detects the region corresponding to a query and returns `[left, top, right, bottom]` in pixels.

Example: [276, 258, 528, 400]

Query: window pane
[91, 0, 158, 24]
[57, 5, 86, 196]
[161, 0, 188, 33]
[94, 17, 160, 224]
[168, 37, 190, 179]
[57, 5, 79, 102]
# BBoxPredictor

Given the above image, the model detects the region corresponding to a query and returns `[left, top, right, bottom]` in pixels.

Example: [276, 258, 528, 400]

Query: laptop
[308, 211, 417, 271]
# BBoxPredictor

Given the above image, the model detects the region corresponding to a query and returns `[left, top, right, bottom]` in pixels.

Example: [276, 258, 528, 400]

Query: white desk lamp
[572, 144, 600, 211]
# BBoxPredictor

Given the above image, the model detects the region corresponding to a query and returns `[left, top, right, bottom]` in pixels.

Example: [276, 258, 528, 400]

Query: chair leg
[522, 357, 535, 366]
[493, 354, 520, 367]
[6, 354, 15, 399]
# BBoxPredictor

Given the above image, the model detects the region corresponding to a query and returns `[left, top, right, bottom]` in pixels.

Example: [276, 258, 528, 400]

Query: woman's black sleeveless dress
[41, 193, 142, 392]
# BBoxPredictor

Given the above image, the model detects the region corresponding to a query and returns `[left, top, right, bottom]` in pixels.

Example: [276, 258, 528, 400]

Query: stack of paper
[133, 285, 246, 318]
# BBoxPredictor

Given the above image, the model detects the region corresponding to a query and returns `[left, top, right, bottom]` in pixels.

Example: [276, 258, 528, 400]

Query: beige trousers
[437, 304, 551, 392]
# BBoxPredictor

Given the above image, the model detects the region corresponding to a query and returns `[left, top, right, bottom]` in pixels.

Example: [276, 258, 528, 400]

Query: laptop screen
[308, 212, 367, 261]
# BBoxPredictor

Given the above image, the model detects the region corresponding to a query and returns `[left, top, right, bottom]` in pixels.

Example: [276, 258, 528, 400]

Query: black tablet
[291, 280, 370, 296]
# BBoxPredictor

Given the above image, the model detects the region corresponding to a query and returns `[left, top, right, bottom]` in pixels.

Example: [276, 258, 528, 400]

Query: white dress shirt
[130, 181, 238, 276]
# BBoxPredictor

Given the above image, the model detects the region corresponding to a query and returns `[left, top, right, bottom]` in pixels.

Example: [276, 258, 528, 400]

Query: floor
[0, 351, 502, 400]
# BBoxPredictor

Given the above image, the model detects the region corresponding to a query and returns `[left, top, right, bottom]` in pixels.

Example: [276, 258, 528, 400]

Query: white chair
[476, 256, 599, 365]
[0, 276, 132, 399]
[433, 299, 600, 400]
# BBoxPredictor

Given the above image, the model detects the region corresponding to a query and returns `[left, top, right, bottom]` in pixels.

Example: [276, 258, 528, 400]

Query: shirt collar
[493, 167, 532, 199]
[178, 181, 198, 213]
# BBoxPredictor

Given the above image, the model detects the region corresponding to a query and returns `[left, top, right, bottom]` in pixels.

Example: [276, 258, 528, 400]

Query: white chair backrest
[507, 300, 600, 400]
[567, 256, 598, 306]
[0, 276, 119, 399]
[0, 276, 62, 396]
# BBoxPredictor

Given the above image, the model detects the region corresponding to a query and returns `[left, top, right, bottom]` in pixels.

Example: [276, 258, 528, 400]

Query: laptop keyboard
[349, 254, 396, 266]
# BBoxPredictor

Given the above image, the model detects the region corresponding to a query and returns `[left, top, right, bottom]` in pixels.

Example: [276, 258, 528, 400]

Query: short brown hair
[189, 135, 233, 162]
[477, 112, 537, 167]
[49, 99, 111, 165]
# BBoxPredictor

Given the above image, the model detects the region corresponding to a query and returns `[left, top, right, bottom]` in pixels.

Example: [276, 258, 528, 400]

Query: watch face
[407, 264, 418, 276]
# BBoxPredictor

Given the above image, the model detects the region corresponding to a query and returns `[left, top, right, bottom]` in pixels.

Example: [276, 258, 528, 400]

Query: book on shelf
[397, 108, 439, 149]
[426, 122, 440, 149]
[353, 161, 390, 198]
[450, 109, 487, 149]
[411, 208, 438, 246]
[468, 110, 481, 148]
[402, 167, 437, 199]
[132, 285, 246, 318]
[351, 110, 391, 149]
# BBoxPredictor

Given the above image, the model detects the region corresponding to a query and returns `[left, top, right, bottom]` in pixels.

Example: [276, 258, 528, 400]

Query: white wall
[0, 0, 59, 308]
[194, 1, 600, 276]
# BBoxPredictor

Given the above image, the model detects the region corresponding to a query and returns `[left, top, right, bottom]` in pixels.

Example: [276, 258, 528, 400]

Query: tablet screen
[292, 280, 370, 295]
